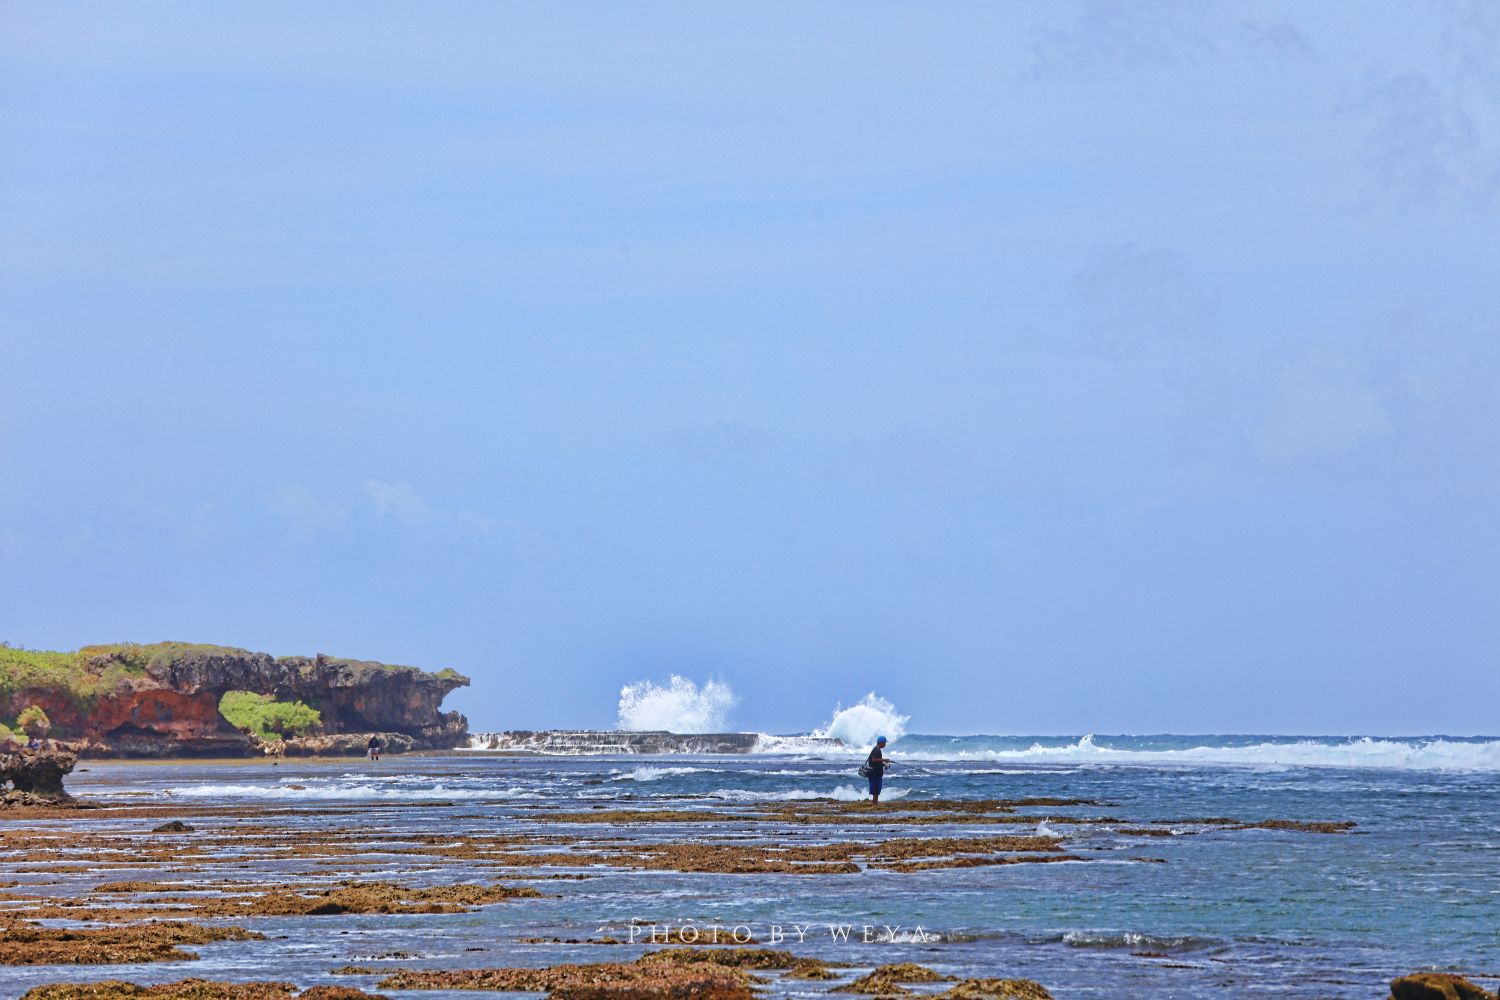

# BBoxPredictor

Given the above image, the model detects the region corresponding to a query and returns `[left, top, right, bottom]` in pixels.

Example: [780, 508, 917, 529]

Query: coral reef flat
[0, 753, 1490, 1000]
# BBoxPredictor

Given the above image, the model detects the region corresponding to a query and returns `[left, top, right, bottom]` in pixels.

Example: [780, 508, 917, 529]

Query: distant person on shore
[26, 735, 41, 751]
[866, 736, 889, 804]
[367, 735, 381, 761]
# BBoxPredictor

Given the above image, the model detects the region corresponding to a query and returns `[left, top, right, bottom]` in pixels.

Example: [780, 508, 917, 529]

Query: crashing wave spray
[617, 676, 739, 733]
[815, 693, 909, 749]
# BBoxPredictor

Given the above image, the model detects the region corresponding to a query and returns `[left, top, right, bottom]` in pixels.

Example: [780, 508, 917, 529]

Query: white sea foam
[697, 786, 912, 802]
[828, 784, 910, 801]
[893, 735, 1500, 771]
[166, 783, 538, 800]
[750, 734, 864, 755]
[813, 693, 910, 749]
[618, 676, 738, 732]
[615, 766, 715, 781]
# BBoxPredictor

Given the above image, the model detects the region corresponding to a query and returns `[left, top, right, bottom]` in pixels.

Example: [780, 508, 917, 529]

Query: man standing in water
[866, 736, 888, 804]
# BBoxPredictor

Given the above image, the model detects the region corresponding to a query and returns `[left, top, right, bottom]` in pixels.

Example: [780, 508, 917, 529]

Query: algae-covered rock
[379, 962, 754, 1000]
[0, 924, 263, 966]
[1390, 973, 1496, 1000]
[830, 963, 956, 994]
[640, 948, 807, 969]
[18, 981, 389, 1000]
[18, 980, 298, 1000]
[934, 979, 1052, 1000]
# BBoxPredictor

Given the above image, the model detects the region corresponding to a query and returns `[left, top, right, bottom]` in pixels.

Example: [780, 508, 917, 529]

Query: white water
[614, 766, 717, 781]
[165, 782, 539, 800]
[891, 734, 1500, 770]
[618, 675, 738, 732]
[813, 692, 910, 749]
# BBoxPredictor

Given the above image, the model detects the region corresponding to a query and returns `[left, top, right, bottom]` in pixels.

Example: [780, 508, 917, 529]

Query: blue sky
[3, 2, 1497, 735]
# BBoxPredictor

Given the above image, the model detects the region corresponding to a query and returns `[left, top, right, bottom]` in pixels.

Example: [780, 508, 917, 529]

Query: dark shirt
[866, 747, 886, 775]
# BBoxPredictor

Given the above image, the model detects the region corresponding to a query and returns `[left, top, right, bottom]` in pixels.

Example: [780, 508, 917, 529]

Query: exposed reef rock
[935, 980, 1053, 1000]
[0, 923, 262, 966]
[262, 732, 420, 757]
[19, 982, 388, 1000]
[472, 731, 844, 754]
[1, 642, 469, 758]
[1390, 973, 1495, 1000]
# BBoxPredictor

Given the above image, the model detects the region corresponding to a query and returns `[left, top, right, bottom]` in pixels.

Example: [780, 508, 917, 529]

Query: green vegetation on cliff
[16, 705, 51, 736]
[1, 641, 467, 739]
[0, 641, 154, 714]
[218, 691, 322, 738]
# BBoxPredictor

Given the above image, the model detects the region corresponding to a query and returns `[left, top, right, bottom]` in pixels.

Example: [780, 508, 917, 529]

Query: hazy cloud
[671, 421, 776, 463]
[1066, 244, 1218, 358]
[363, 479, 437, 527]
[1250, 353, 1387, 462]
[1359, 6, 1500, 205]
[363, 479, 505, 540]
[268, 486, 348, 541]
[1030, 2, 1314, 74]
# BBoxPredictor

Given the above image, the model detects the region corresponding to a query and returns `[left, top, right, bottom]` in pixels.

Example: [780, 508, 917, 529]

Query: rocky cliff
[0, 642, 470, 758]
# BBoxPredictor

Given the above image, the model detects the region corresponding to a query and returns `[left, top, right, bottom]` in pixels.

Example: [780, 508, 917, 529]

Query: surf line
[627, 924, 932, 944]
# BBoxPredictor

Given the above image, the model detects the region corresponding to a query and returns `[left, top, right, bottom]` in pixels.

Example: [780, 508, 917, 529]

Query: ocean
[6, 734, 1499, 1000]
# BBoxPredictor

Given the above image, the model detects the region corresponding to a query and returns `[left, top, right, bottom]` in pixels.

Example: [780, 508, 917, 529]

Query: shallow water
[4, 744, 1499, 1000]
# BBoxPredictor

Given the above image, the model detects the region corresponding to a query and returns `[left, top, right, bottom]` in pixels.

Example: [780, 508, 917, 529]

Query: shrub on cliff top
[219, 691, 322, 739]
[0, 641, 153, 714]
[2, 642, 461, 719]
[17, 706, 51, 737]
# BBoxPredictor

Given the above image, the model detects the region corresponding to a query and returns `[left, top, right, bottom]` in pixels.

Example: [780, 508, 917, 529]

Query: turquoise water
[5, 738, 1499, 999]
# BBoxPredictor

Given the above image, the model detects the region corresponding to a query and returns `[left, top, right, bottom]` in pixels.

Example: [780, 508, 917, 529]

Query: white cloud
[671, 421, 777, 462]
[1358, 6, 1500, 206]
[363, 479, 437, 527]
[363, 479, 513, 541]
[1066, 244, 1218, 358]
[268, 486, 348, 540]
[1250, 355, 1387, 462]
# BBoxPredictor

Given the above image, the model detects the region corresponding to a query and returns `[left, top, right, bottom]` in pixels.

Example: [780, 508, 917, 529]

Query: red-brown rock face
[4, 643, 470, 758]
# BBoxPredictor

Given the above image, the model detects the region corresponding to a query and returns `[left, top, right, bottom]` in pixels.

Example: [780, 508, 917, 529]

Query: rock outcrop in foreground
[0, 749, 96, 807]
[471, 731, 845, 754]
[1, 642, 469, 758]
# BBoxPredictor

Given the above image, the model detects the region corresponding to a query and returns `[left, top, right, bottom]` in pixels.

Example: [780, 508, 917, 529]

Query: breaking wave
[813, 693, 909, 749]
[164, 782, 538, 800]
[1059, 930, 1219, 952]
[750, 734, 865, 755]
[888, 734, 1500, 771]
[614, 766, 717, 781]
[618, 676, 738, 732]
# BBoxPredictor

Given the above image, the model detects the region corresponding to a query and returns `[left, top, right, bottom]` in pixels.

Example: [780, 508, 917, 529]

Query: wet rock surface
[376, 959, 758, 1000]
[0, 922, 263, 965]
[829, 963, 957, 993]
[637, 948, 849, 971]
[18, 981, 389, 1000]
[1390, 973, 1496, 1000]
[934, 980, 1052, 1000]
